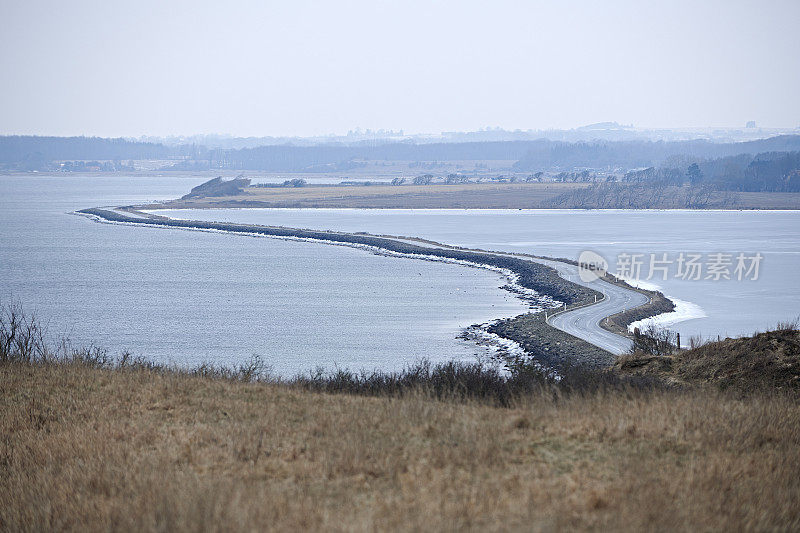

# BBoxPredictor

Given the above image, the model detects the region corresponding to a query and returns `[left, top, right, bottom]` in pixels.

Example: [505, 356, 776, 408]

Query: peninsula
[79, 205, 673, 370]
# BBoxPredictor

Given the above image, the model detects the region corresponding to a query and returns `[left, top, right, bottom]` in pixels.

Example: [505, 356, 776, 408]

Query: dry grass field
[149, 181, 800, 210]
[158, 182, 592, 209]
[3, 360, 799, 532]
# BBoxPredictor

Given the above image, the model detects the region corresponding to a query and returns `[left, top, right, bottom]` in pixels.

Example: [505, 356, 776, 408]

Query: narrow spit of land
[78, 207, 672, 368]
[146, 181, 800, 210]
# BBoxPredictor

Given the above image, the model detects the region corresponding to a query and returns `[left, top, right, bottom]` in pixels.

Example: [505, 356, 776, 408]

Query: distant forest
[512, 136, 800, 171]
[2, 135, 800, 192]
[0, 136, 176, 170]
[619, 151, 800, 192]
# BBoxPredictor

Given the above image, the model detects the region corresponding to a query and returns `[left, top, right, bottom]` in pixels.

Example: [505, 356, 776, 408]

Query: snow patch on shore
[459, 321, 561, 380]
[614, 276, 706, 331]
[628, 297, 707, 332]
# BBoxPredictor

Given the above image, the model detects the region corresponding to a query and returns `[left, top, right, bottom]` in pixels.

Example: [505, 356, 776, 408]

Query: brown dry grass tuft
[2, 361, 799, 532]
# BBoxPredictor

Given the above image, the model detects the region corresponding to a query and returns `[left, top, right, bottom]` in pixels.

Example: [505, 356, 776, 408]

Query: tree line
[2, 135, 799, 192]
[619, 151, 800, 192]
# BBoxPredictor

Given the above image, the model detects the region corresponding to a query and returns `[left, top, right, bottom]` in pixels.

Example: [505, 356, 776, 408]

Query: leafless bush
[0, 301, 49, 363]
[688, 334, 706, 349]
[774, 318, 799, 332]
[631, 323, 679, 356]
[65, 345, 114, 368]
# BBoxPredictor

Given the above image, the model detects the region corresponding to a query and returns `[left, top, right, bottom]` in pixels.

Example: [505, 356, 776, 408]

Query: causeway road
[536, 258, 649, 354]
[87, 209, 655, 357]
[389, 238, 653, 355]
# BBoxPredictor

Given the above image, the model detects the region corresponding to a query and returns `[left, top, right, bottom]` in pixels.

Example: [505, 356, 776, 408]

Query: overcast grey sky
[1, 0, 799, 137]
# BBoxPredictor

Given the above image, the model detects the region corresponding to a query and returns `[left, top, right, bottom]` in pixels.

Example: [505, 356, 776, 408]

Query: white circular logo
[578, 250, 608, 283]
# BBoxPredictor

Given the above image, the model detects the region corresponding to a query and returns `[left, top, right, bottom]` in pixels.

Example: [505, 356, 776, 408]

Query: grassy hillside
[3, 304, 799, 531]
[2, 358, 799, 531]
[615, 324, 800, 391]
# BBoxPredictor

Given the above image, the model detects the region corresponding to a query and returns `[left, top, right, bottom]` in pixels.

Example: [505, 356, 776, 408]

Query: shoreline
[78, 206, 675, 369]
[152, 204, 800, 212]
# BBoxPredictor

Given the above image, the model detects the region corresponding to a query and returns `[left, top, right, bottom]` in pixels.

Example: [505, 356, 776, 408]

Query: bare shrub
[631, 323, 678, 356]
[0, 300, 48, 363]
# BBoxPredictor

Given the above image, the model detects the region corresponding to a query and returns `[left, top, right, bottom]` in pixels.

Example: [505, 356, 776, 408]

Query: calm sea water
[159, 208, 800, 341]
[0, 175, 527, 375]
[5, 175, 797, 373]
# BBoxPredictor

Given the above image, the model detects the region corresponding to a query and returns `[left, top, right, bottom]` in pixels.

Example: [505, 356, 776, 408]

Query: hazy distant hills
[511, 135, 800, 171]
[136, 124, 800, 149]
[2, 132, 800, 175]
[0, 136, 175, 169]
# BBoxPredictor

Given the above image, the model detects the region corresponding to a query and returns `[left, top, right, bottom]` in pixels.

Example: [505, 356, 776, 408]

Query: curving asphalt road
[297, 233, 650, 355]
[537, 259, 649, 354]
[389, 238, 651, 355]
